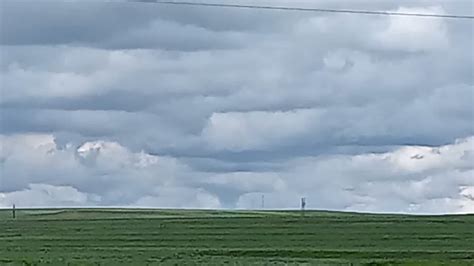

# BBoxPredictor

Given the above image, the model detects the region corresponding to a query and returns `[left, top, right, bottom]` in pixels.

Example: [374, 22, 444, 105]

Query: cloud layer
[1, 134, 473, 213]
[1, 0, 473, 213]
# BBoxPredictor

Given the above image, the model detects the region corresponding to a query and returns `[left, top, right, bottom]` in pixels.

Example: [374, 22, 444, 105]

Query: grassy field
[0, 209, 473, 265]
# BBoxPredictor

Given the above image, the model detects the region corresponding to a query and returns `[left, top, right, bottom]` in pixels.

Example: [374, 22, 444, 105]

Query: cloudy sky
[0, 0, 473, 213]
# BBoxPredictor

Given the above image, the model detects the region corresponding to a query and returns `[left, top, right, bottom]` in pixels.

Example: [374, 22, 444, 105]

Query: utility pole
[12, 204, 16, 219]
[301, 197, 306, 216]
[261, 194, 265, 209]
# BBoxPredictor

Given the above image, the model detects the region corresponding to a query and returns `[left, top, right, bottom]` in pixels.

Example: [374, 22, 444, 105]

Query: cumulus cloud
[202, 109, 321, 151]
[0, 184, 98, 207]
[0, 0, 473, 213]
[0, 134, 472, 213]
[236, 137, 474, 213]
[0, 134, 198, 206]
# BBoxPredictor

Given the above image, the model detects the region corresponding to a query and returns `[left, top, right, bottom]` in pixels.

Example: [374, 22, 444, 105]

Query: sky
[0, 0, 473, 213]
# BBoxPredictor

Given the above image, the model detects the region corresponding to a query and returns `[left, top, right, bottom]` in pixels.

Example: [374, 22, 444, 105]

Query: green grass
[0, 209, 473, 265]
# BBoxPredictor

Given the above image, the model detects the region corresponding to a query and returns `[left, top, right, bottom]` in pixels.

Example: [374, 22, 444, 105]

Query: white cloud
[0, 184, 98, 207]
[1, 134, 472, 213]
[235, 136, 474, 213]
[205, 172, 287, 192]
[388, 137, 474, 173]
[202, 109, 321, 151]
[0, 134, 192, 205]
[375, 6, 449, 52]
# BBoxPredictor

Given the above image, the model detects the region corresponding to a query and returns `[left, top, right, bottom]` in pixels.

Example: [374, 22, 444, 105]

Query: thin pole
[301, 197, 306, 216]
[12, 204, 16, 219]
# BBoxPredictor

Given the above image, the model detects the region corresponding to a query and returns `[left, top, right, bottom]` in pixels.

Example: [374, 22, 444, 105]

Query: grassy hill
[0, 208, 473, 265]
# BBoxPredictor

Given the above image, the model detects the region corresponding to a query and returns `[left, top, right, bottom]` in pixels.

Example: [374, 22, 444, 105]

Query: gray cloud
[0, 134, 472, 212]
[0, 0, 473, 212]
